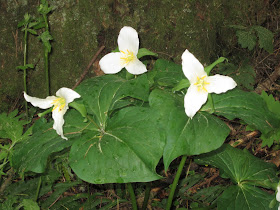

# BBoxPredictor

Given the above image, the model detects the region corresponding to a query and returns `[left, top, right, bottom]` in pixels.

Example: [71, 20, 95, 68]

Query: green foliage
[195, 144, 278, 210]
[0, 110, 30, 176]
[218, 62, 256, 90]
[202, 89, 280, 136]
[232, 25, 274, 53]
[149, 89, 230, 170]
[149, 59, 185, 87]
[137, 48, 158, 59]
[259, 91, 280, 147]
[38, 31, 53, 53]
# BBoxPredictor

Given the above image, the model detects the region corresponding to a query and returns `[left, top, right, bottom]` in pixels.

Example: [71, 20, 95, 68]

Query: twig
[229, 130, 260, 148]
[72, 46, 105, 89]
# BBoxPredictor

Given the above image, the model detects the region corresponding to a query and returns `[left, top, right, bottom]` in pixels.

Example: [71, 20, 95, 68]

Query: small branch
[229, 130, 260, 147]
[72, 46, 105, 89]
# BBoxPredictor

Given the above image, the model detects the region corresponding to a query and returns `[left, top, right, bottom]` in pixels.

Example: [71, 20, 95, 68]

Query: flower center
[120, 50, 135, 65]
[52, 97, 66, 112]
[194, 76, 210, 92]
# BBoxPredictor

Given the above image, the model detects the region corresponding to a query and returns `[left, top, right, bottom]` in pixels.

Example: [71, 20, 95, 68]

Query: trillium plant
[12, 26, 280, 210]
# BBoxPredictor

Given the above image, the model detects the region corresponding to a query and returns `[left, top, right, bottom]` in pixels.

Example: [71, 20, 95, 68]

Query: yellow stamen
[52, 97, 66, 112]
[194, 75, 210, 92]
[120, 49, 135, 65]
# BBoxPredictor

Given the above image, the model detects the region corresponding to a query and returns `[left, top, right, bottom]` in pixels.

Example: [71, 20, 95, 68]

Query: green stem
[23, 29, 28, 117]
[166, 155, 187, 210]
[43, 14, 50, 96]
[35, 176, 42, 201]
[127, 183, 138, 210]
[44, 48, 50, 96]
[141, 182, 151, 210]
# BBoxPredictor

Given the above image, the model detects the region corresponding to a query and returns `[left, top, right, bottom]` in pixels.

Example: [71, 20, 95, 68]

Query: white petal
[24, 92, 56, 109]
[118, 26, 139, 55]
[125, 58, 147, 75]
[99, 52, 124, 74]
[52, 108, 68, 140]
[184, 85, 208, 118]
[56, 87, 80, 104]
[276, 186, 280, 202]
[206, 74, 237, 94]
[182, 49, 206, 83]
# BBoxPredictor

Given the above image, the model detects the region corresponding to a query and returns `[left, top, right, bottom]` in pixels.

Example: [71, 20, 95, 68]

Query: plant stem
[127, 183, 138, 210]
[43, 14, 50, 96]
[166, 155, 187, 210]
[44, 48, 50, 96]
[23, 29, 28, 116]
[141, 182, 151, 210]
[35, 176, 42, 201]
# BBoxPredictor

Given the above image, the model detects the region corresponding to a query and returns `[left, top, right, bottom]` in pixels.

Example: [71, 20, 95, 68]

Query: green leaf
[150, 59, 185, 87]
[217, 185, 277, 210]
[75, 75, 150, 125]
[70, 107, 164, 183]
[38, 0, 53, 15]
[38, 31, 53, 53]
[204, 57, 227, 75]
[195, 144, 278, 186]
[218, 62, 256, 90]
[16, 64, 34, 71]
[0, 110, 29, 143]
[195, 144, 278, 210]
[27, 29, 37, 35]
[236, 29, 257, 50]
[202, 89, 280, 135]
[137, 48, 158, 59]
[149, 89, 230, 170]
[259, 91, 280, 147]
[172, 79, 190, 92]
[22, 199, 40, 210]
[253, 26, 274, 53]
[12, 110, 90, 173]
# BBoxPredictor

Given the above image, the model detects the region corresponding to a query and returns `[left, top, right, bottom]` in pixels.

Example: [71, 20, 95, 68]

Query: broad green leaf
[253, 26, 274, 53]
[12, 110, 91, 173]
[70, 107, 164, 183]
[217, 185, 277, 210]
[137, 48, 158, 59]
[236, 29, 257, 50]
[74, 74, 150, 126]
[195, 144, 278, 186]
[22, 199, 40, 210]
[149, 89, 230, 170]
[150, 59, 185, 87]
[202, 89, 280, 135]
[195, 144, 278, 210]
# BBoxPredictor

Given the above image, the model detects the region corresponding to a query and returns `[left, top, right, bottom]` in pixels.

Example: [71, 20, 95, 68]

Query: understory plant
[1, 22, 280, 209]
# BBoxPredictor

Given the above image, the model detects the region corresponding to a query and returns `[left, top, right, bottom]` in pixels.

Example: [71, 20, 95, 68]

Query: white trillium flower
[182, 49, 237, 119]
[99, 26, 147, 75]
[24, 88, 81, 140]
